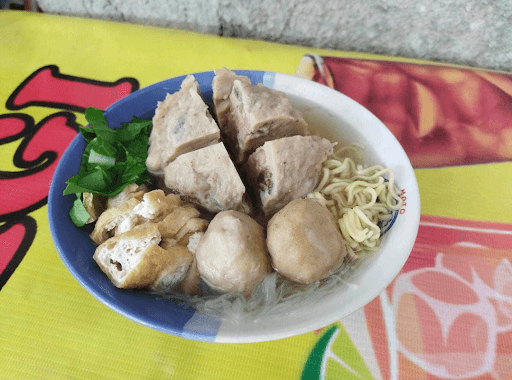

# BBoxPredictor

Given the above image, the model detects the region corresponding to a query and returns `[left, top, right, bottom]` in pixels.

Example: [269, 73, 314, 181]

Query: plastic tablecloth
[2, 10, 512, 380]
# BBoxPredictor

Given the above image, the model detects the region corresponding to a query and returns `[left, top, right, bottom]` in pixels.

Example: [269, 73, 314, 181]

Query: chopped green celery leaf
[77, 167, 111, 192]
[85, 136, 118, 169]
[82, 108, 119, 143]
[79, 125, 98, 143]
[63, 175, 91, 195]
[81, 137, 119, 174]
[88, 149, 116, 168]
[103, 181, 136, 198]
[79, 124, 117, 145]
[121, 174, 147, 189]
[117, 118, 152, 141]
[64, 111, 152, 200]
[122, 135, 149, 158]
[134, 117, 152, 135]
[69, 193, 90, 227]
[83, 171, 149, 198]
[85, 107, 108, 127]
[121, 156, 147, 184]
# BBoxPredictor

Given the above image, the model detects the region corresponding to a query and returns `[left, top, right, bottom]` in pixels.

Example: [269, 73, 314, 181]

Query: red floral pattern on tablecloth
[364, 215, 512, 379]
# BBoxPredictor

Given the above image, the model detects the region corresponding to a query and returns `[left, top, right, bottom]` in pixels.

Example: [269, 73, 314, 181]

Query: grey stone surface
[36, 0, 512, 72]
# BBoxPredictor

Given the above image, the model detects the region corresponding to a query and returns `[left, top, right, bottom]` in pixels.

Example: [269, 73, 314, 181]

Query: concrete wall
[36, 0, 512, 72]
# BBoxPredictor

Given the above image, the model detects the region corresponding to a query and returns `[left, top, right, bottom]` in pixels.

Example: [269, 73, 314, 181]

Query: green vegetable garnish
[64, 107, 152, 227]
[69, 193, 90, 228]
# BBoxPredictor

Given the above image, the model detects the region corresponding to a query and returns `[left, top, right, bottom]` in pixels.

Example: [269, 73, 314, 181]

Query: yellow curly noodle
[307, 145, 403, 258]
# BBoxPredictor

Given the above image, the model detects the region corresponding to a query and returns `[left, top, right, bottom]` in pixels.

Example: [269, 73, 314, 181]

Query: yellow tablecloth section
[1, 10, 512, 380]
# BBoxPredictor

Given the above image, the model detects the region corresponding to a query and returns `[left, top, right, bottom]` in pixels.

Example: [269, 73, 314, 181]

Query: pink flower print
[392, 263, 497, 378]
[439, 252, 512, 332]
[363, 217, 512, 379]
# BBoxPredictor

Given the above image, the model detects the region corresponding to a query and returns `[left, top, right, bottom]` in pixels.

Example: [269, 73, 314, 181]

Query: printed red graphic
[0, 65, 139, 289]
[0, 217, 36, 290]
[6, 65, 139, 113]
[0, 112, 79, 220]
[0, 113, 30, 142]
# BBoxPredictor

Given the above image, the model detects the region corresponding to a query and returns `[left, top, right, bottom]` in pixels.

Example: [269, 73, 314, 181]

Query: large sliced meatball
[195, 210, 272, 296]
[163, 142, 251, 214]
[266, 199, 347, 284]
[246, 135, 335, 216]
[146, 75, 220, 173]
[212, 67, 251, 131]
[226, 79, 309, 163]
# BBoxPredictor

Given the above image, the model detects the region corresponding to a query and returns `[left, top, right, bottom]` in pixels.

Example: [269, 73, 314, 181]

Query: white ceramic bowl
[48, 70, 420, 343]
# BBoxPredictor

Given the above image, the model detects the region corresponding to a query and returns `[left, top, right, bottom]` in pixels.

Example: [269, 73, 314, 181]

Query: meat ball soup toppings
[64, 69, 403, 319]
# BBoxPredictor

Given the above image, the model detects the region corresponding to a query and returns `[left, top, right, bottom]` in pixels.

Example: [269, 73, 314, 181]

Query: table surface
[2, 10, 512, 380]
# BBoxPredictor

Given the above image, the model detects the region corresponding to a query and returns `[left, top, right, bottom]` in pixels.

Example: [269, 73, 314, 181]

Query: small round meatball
[195, 210, 272, 296]
[267, 199, 346, 284]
